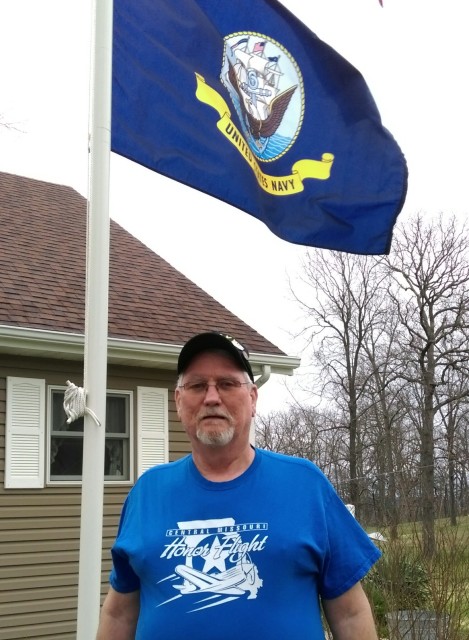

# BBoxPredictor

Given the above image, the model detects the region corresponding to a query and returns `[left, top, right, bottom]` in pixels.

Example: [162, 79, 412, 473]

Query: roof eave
[0, 325, 300, 377]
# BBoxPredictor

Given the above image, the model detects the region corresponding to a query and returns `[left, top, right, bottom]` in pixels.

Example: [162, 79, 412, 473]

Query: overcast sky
[1, 0, 468, 413]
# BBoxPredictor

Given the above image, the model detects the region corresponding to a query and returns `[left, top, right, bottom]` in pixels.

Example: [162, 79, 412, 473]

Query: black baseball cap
[177, 332, 254, 382]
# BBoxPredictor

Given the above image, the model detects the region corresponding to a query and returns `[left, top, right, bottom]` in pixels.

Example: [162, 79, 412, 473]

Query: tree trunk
[421, 383, 435, 557]
[447, 419, 457, 526]
[384, 416, 399, 539]
[348, 397, 360, 514]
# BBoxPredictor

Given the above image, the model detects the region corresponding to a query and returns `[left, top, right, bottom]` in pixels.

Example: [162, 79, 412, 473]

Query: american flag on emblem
[253, 41, 266, 54]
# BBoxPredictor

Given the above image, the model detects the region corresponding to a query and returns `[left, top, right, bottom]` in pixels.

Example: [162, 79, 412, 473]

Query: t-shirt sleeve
[319, 486, 381, 600]
[109, 495, 141, 593]
[110, 546, 141, 593]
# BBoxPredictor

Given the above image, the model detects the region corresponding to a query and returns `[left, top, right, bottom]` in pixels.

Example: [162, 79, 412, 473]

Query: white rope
[63, 380, 101, 426]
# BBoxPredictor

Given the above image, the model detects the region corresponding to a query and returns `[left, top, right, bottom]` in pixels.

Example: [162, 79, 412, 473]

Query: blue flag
[112, 0, 407, 255]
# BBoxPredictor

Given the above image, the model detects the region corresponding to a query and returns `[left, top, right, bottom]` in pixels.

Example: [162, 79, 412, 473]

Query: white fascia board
[0, 325, 301, 376]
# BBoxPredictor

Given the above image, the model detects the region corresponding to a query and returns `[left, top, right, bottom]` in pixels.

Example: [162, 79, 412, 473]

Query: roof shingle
[0, 172, 283, 355]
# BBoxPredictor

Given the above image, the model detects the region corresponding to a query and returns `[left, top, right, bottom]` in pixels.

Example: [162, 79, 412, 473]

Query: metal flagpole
[76, 0, 113, 637]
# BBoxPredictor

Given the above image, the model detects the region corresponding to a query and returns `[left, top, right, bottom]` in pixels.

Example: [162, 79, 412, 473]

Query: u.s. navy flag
[112, 0, 407, 255]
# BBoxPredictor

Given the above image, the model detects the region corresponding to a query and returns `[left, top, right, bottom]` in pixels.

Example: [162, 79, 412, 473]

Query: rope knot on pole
[63, 380, 102, 426]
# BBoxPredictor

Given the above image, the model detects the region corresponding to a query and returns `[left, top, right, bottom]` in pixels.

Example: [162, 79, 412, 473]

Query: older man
[96, 332, 380, 639]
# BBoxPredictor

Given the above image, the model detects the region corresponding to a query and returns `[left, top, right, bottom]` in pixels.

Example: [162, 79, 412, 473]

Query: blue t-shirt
[110, 449, 381, 639]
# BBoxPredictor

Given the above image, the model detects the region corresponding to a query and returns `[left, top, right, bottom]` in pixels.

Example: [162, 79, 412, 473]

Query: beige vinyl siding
[0, 489, 82, 639]
[0, 355, 190, 639]
[0, 488, 125, 639]
[168, 401, 191, 461]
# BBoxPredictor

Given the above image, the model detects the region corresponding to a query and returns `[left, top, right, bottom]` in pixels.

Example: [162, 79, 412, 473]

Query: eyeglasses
[178, 379, 251, 396]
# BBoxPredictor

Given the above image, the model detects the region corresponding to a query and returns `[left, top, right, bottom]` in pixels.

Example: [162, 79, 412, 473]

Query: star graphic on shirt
[202, 536, 231, 573]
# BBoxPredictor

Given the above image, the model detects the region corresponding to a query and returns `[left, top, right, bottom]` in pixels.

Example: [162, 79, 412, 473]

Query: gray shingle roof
[0, 172, 284, 355]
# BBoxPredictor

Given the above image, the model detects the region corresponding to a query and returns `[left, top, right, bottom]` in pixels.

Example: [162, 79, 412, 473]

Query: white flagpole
[76, 0, 113, 637]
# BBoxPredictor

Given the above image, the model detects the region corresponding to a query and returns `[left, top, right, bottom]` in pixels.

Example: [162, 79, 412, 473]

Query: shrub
[364, 543, 431, 633]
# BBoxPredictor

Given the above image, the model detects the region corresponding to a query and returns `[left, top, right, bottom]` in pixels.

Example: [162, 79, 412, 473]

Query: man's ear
[175, 387, 181, 415]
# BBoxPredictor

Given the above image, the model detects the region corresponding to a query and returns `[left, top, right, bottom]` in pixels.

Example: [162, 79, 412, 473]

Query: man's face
[175, 351, 258, 448]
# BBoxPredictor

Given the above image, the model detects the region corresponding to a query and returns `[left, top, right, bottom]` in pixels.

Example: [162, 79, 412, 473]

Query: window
[5, 377, 169, 489]
[48, 387, 132, 482]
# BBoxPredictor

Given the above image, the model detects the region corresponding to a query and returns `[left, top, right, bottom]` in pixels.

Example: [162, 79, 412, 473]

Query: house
[0, 171, 299, 638]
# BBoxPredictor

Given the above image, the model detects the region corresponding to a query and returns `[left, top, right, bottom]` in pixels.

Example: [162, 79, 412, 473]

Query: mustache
[198, 409, 230, 420]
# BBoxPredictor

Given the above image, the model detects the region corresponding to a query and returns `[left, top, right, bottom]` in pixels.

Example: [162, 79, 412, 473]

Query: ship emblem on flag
[195, 33, 334, 196]
[222, 34, 302, 160]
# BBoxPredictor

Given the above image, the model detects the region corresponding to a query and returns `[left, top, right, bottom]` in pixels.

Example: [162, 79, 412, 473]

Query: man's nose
[203, 383, 222, 403]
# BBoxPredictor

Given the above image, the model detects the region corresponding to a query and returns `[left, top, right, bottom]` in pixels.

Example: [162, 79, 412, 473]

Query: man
[97, 331, 380, 639]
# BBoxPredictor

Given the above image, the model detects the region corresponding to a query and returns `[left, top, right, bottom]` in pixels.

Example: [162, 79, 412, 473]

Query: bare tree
[385, 213, 469, 555]
[435, 366, 469, 525]
[362, 304, 408, 538]
[291, 250, 388, 517]
[257, 214, 469, 543]
[255, 404, 347, 476]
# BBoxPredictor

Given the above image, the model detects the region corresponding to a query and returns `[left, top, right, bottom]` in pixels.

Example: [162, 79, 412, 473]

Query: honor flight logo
[158, 517, 266, 612]
[195, 32, 334, 195]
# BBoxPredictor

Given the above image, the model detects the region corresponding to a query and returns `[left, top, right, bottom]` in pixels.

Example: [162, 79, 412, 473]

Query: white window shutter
[5, 377, 45, 489]
[137, 387, 168, 477]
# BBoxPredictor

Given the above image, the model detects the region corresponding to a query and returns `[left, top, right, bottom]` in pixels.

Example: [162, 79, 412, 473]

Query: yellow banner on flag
[195, 73, 334, 196]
